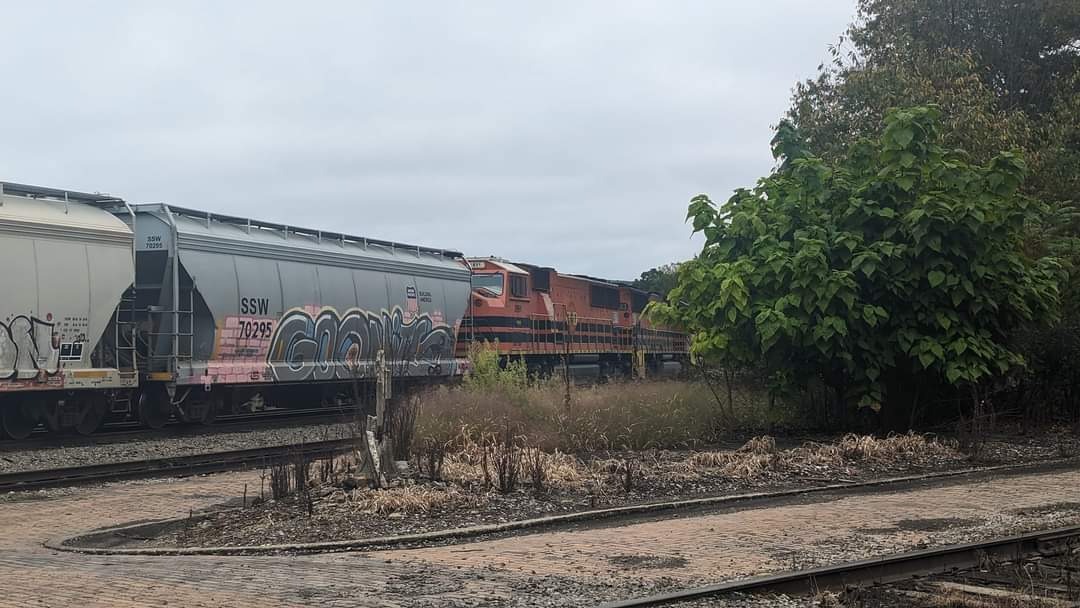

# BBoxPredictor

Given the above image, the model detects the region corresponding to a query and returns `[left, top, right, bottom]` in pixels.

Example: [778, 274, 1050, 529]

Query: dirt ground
[12, 459, 1080, 607]
[124, 429, 1080, 550]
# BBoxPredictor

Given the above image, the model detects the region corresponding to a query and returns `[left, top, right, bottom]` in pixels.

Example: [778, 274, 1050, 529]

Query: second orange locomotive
[457, 258, 688, 380]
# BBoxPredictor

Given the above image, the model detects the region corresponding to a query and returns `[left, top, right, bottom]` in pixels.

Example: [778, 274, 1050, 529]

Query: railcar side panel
[128, 206, 470, 390]
[0, 189, 136, 394]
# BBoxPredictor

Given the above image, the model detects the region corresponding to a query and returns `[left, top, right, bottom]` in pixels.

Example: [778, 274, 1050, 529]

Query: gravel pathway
[0, 421, 355, 473]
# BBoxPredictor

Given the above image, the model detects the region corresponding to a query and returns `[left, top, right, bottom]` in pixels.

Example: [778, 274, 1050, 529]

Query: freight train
[0, 182, 686, 439]
[458, 258, 687, 380]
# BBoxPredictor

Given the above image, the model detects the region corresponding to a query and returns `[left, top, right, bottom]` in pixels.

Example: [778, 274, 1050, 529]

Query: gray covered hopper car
[0, 182, 472, 437]
[125, 204, 472, 428]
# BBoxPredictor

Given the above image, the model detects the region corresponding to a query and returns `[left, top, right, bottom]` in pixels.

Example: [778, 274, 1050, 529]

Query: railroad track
[0, 438, 355, 492]
[0, 406, 359, 452]
[602, 525, 1080, 607]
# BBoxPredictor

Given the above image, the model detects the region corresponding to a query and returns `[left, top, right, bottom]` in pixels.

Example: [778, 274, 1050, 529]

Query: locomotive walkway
[3, 466, 1080, 606]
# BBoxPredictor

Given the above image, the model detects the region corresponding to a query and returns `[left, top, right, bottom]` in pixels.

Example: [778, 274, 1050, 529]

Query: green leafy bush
[652, 106, 1061, 427]
[462, 341, 529, 395]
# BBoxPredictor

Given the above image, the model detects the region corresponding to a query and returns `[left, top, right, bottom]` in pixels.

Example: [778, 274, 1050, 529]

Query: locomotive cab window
[473, 273, 504, 297]
[509, 274, 528, 298]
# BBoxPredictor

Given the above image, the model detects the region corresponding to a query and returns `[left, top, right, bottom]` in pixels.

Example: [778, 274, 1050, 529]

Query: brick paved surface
[384, 468, 1080, 583]
[1, 468, 1079, 606]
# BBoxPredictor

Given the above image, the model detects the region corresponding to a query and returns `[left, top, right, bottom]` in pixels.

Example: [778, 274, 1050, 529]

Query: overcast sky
[1, 1, 855, 279]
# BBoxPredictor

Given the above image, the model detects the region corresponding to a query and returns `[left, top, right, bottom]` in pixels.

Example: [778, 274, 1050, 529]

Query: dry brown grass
[926, 589, 1064, 607]
[738, 435, 778, 454]
[687, 433, 961, 480]
[835, 432, 958, 461]
[435, 436, 585, 491]
[440, 440, 487, 486]
[685, 450, 780, 479]
[351, 485, 480, 516]
[544, 450, 583, 489]
[684, 450, 733, 468]
[297, 431, 973, 527]
[818, 586, 1066, 607]
[437, 431, 961, 493]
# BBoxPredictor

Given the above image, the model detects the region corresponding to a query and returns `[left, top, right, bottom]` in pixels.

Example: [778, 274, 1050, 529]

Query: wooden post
[370, 349, 392, 486]
[632, 322, 646, 380]
[375, 349, 388, 433]
[563, 312, 575, 414]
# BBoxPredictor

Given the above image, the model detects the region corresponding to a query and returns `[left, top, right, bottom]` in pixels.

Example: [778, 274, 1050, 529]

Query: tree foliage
[786, 0, 1080, 424]
[853, 0, 1080, 114]
[631, 263, 681, 297]
[789, 0, 1080, 206]
[651, 107, 1060, 422]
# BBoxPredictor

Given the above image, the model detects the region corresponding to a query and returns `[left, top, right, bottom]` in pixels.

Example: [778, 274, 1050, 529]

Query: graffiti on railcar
[267, 306, 455, 382]
[0, 315, 60, 380]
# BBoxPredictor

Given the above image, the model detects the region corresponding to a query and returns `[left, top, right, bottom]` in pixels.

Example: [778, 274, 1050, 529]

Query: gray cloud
[0, 1, 855, 279]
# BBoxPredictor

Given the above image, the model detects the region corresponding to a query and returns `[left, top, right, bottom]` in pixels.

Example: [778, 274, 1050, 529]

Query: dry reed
[351, 485, 479, 516]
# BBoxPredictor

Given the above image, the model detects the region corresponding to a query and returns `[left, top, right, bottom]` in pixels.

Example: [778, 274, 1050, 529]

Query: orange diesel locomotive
[457, 258, 688, 379]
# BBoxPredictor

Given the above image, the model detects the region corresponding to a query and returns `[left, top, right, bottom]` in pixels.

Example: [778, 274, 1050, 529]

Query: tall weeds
[407, 343, 797, 494]
[266, 449, 317, 511]
[524, 447, 548, 494]
[463, 341, 529, 395]
[414, 378, 782, 456]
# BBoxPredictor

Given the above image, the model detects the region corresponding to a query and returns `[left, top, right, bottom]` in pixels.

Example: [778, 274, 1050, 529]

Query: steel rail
[0, 406, 360, 452]
[600, 525, 1080, 607]
[0, 438, 355, 492]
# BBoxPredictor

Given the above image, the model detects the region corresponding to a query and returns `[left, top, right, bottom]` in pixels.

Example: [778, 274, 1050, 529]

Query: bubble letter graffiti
[266, 307, 454, 382]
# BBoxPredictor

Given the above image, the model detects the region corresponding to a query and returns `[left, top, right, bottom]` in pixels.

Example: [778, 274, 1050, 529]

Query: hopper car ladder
[105, 290, 141, 415]
[112, 289, 138, 373]
[143, 289, 195, 376]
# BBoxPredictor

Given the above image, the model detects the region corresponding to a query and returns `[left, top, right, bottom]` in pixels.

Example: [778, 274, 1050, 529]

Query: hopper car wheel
[197, 400, 217, 425]
[137, 387, 172, 430]
[181, 398, 217, 426]
[42, 400, 64, 433]
[201, 393, 223, 426]
[73, 397, 108, 436]
[2, 402, 40, 440]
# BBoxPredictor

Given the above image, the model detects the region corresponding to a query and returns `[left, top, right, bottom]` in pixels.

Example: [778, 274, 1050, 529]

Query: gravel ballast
[0, 421, 355, 473]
